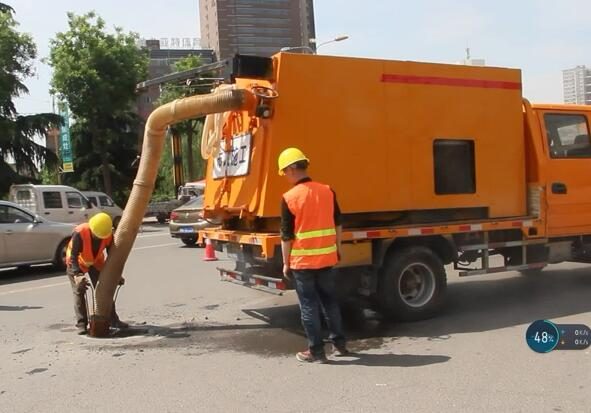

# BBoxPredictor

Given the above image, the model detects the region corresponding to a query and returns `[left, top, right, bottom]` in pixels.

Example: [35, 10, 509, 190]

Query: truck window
[433, 139, 476, 195]
[87, 196, 98, 207]
[544, 114, 591, 158]
[99, 195, 114, 207]
[66, 192, 84, 208]
[43, 191, 63, 209]
[16, 190, 31, 201]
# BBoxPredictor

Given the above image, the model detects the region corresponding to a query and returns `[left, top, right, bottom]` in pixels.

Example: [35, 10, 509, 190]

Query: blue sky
[10, 0, 591, 115]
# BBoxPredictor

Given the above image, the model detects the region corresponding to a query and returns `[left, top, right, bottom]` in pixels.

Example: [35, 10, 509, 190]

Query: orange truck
[200, 53, 591, 321]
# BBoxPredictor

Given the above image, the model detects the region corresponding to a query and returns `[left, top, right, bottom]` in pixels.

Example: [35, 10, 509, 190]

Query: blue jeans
[293, 268, 346, 357]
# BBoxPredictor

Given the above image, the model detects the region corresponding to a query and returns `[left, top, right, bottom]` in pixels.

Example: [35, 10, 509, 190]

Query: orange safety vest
[283, 181, 338, 270]
[66, 223, 112, 272]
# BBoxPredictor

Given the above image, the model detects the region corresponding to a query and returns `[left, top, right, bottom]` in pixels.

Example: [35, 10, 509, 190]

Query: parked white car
[0, 200, 74, 270]
[9, 184, 98, 224]
[82, 191, 124, 227]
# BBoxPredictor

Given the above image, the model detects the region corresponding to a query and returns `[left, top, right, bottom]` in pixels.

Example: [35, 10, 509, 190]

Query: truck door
[65, 191, 92, 223]
[40, 190, 68, 222]
[542, 111, 591, 236]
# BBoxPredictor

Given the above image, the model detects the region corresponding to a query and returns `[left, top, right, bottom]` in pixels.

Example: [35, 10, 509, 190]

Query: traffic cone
[203, 238, 218, 261]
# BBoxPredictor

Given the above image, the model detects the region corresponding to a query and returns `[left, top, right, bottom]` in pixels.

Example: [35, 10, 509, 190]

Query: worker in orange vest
[278, 148, 349, 363]
[66, 212, 127, 335]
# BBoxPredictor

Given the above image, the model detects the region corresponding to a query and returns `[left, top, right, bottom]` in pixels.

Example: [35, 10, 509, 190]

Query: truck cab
[530, 104, 591, 237]
[9, 184, 97, 224]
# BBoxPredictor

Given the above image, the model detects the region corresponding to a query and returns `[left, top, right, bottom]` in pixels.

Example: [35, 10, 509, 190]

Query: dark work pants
[67, 266, 119, 328]
[292, 267, 346, 357]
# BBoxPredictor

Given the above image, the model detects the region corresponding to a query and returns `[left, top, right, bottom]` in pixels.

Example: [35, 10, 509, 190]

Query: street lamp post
[280, 35, 349, 54]
[310, 35, 349, 51]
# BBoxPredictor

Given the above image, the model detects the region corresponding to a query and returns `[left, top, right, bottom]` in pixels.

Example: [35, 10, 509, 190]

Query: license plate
[213, 132, 251, 179]
[179, 226, 194, 233]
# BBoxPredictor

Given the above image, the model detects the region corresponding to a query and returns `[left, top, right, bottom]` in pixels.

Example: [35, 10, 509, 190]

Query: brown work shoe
[296, 350, 328, 364]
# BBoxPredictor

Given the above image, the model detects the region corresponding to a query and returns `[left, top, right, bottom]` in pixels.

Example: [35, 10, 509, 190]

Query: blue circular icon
[526, 320, 560, 353]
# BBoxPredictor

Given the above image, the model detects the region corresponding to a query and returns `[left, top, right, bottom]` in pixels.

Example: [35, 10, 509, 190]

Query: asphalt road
[1, 222, 590, 412]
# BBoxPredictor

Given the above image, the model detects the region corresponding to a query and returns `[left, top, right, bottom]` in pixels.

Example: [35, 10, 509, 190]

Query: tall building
[137, 39, 215, 120]
[199, 0, 315, 60]
[563, 65, 591, 105]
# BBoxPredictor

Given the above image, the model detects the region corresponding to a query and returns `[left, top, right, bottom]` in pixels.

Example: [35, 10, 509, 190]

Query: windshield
[182, 196, 204, 209]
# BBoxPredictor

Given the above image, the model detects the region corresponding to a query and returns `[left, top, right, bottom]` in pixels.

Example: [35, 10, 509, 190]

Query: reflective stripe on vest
[283, 181, 338, 270]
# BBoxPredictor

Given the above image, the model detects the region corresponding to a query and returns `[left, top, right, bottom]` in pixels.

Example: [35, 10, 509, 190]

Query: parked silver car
[0, 200, 74, 270]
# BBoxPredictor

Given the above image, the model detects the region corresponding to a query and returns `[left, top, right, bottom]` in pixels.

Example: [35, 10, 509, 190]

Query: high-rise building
[199, 0, 315, 60]
[563, 65, 591, 105]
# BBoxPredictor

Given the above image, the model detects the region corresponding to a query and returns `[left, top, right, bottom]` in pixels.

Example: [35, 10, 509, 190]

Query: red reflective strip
[276, 281, 286, 290]
[381, 74, 522, 90]
[366, 231, 381, 238]
[459, 225, 471, 232]
[421, 228, 435, 235]
[512, 222, 522, 227]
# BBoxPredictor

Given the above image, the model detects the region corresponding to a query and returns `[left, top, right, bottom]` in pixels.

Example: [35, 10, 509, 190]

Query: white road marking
[133, 242, 179, 250]
[136, 233, 170, 239]
[0, 243, 181, 295]
[0, 281, 69, 296]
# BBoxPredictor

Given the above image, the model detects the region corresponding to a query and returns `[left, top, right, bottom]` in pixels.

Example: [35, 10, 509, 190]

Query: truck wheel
[157, 214, 167, 224]
[53, 238, 69, 271]
[181, 237, 197, 246]
[377, 246, 447, 321]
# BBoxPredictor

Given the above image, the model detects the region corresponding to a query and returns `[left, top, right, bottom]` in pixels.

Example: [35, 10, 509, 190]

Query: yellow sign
[62, 162, 74, 173]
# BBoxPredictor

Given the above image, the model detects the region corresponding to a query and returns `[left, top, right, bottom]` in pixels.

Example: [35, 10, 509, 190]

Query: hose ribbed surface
[90, 89, 254, 336]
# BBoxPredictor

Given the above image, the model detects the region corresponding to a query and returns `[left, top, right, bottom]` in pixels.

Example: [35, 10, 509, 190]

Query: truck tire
[377, 246, 447, 321]
[157, 213, 167, 224]
[53, 238, 69, 271]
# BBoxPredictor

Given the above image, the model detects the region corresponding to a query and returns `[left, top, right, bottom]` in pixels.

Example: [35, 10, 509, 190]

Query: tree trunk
[101, 151, 113, 196]
[186, 122, 194, 181]
[92, 125, 113, 196]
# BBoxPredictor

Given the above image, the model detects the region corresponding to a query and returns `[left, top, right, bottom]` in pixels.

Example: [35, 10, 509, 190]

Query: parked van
[82, 191, 124, 227]
[9, 184, 98, 224]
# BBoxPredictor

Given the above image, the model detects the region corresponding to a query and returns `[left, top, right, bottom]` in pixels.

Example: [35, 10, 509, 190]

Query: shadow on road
[0, 305, 43, 311]
[0, 266, 65, 286]
[241, 265, 591, 341]
[330, 353, 450, 368]
[78, 265, 590, 362]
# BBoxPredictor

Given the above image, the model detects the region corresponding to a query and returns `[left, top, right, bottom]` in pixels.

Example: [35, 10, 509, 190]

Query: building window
[433, 139, 476, 195]
[544, 113, 591, 158]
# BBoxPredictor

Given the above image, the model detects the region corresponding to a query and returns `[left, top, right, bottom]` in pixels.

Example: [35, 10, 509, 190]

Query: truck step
[457, 238, 548, 252]
[458, 262, 546, 277]
[217, 267, 287, 295]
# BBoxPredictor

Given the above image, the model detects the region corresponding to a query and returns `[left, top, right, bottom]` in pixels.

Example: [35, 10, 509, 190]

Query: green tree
[0, 4, 61, 196]
[156, 55, 210, 192]
[48, 11, 148, 196]
[61, 112, 140, 206]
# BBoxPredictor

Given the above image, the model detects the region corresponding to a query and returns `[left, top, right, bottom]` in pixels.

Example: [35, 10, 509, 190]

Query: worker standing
[278, 148, 349, 363]
[66, 212, 128, 335]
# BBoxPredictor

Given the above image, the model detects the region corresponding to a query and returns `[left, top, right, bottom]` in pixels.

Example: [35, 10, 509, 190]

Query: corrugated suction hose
[89, 88, 256, 337]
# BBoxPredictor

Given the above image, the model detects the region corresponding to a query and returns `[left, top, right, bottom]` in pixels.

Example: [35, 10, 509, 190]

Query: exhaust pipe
[89, 88, 256, 337]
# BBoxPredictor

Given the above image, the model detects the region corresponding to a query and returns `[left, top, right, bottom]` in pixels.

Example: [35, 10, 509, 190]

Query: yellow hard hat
[278, 147, 309, 175]
[89, 212, 113, 239]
